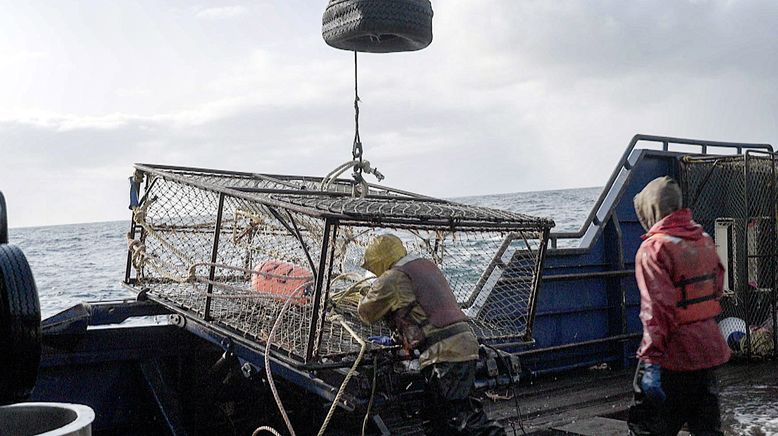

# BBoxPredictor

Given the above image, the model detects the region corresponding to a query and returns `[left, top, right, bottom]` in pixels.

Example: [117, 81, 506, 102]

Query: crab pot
[682, 152, 778, 357]
[125, 164, 554, 365]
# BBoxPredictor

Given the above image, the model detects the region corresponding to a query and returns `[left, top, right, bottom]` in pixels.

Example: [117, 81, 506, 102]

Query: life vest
[390, 256, 468, 351]
[651, 233, 722, 324]
[251, 260, 313, 305]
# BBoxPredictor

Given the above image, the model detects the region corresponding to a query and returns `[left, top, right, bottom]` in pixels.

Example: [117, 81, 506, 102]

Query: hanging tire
[0, 191, 7, 244]
[0, 244, 41, 404]
[322, 0, 433, 53]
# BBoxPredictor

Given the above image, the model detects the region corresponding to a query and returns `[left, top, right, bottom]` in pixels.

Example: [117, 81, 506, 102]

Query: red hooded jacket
[635, 208, 731, 371]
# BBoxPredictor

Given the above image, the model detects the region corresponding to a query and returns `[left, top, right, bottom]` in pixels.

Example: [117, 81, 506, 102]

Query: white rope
[133, 204, 194, 267]
[320, 159, 359, 192]
[256, 281, 312, 436]
[127, 239, 194, 284]
[317, 314, 368, 436]
[330, 276, 374, 307]
[252, 290, 370, 436]
[320, 159, 384, 196]
[251, 426, 283, 436]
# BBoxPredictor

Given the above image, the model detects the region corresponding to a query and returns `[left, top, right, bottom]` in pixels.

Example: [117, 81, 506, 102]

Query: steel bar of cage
[204, 193, 226, 321]
[743, 152, 753, 357]
[768, 153, 778, 357]
[265, 206, 318, 278]
[125, 220, 137, 283]
[138, 163, 259, 178]
[137, 162, 439, 201]
[745, 151, 775, 356]
[227, 186, 443, 203]
[261, 174, 442, 201]
[136, 164, 547, 229]
[685, 160, 722, 210]
[753, 150, 778, 359]
[525, 228, 550, 341]
[129, 175, 155, 283]
[315, 220, 341, 359]
[307, 219, 334, 362]
[124, 174, 158, 283]
[286, 210, 319, 278]
[138, 176, 160, 207]
[462, 233, 520, 309]
[340, 220, 545, 232]
[134, 164, 341, 220]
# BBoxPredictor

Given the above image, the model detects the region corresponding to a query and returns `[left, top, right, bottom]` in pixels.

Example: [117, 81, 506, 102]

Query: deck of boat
[482, 359, 778, 435]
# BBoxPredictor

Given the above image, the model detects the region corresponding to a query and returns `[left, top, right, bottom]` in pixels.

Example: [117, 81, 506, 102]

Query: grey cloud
[3, 0, 778, 226]
[451, 1, 778, 81]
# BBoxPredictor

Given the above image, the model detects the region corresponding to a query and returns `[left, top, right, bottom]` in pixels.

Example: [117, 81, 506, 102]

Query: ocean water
[8, 187, 600, 319]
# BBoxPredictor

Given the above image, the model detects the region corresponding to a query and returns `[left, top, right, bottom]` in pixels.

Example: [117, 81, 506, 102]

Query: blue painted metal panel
[34, 325, 208, 433]
[523, 150, 685, 373]
[34, 362, 164, 434]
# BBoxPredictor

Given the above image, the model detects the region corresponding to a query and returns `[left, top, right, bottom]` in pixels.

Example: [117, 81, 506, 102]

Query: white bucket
[719, 317, 747, 351]
[0, 402, 95, 436]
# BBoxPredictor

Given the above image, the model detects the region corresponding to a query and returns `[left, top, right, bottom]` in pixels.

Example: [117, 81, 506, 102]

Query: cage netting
[126, 164, 554, 363]
[682, 152, 778, 358]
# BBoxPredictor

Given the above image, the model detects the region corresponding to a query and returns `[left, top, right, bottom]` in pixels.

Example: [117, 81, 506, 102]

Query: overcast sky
[1, 1, 777, 227]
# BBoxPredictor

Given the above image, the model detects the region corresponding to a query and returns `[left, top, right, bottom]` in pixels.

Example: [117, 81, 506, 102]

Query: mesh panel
[127, 164, 553, 363]
[682, 153, 777, 358]
[315, 227, 546, 357]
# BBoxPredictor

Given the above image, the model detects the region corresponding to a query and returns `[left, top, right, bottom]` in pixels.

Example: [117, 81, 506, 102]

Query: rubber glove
[368, 336, 395, 346]
[641, 363, 666, 404]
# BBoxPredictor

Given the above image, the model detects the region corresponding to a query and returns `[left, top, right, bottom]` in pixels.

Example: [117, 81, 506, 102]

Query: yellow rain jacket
[358, 235, 479, 369]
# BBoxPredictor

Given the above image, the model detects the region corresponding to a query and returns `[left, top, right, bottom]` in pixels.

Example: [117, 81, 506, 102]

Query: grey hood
[633, 176, 683, 231]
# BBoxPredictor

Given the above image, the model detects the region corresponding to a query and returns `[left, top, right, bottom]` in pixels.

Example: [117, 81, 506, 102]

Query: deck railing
[548, 134, 773, 249]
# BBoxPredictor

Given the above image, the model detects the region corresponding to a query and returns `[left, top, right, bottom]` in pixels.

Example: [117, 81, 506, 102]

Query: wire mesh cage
[125, 164, 554, 364]
[681, 152, 778, 358]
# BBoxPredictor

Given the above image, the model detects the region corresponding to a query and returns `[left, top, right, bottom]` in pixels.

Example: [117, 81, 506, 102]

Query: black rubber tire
[0, 244, 41, 404]
[0, 191, 7, 244]
[322, 0, 433, 53]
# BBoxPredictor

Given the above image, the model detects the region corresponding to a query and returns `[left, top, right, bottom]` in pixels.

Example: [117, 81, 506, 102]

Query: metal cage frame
[124, 164, 554, 365]
[682, 151, 778, 358]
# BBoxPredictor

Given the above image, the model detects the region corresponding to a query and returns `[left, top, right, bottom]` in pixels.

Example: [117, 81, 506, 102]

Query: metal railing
[548, 134, 773, 249]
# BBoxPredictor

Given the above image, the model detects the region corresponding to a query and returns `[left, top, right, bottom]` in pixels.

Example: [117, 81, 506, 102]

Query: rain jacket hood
[634, 176, 683, 231]
[361, 234, 407, 276]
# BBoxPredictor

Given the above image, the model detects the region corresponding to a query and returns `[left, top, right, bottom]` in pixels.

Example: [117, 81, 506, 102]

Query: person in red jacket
[628, 176, 730, 436]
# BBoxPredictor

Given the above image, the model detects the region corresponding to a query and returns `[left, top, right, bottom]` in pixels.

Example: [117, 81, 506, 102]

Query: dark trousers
[628, 361, 723, 436]
[422, 360, 505, 436]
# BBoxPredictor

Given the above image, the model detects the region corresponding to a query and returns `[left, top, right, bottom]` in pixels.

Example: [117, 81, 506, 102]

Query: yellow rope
[317, 314, 367, 436]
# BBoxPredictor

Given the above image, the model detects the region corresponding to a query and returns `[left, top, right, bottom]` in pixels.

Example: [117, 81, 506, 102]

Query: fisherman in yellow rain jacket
[357, 234, 505, 436]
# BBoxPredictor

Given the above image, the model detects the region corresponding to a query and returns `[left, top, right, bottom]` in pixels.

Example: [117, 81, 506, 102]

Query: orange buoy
[251, 260, 313, 305]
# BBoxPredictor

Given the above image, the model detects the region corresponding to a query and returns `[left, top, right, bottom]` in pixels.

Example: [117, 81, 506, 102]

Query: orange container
[251, 260, 313, 305]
